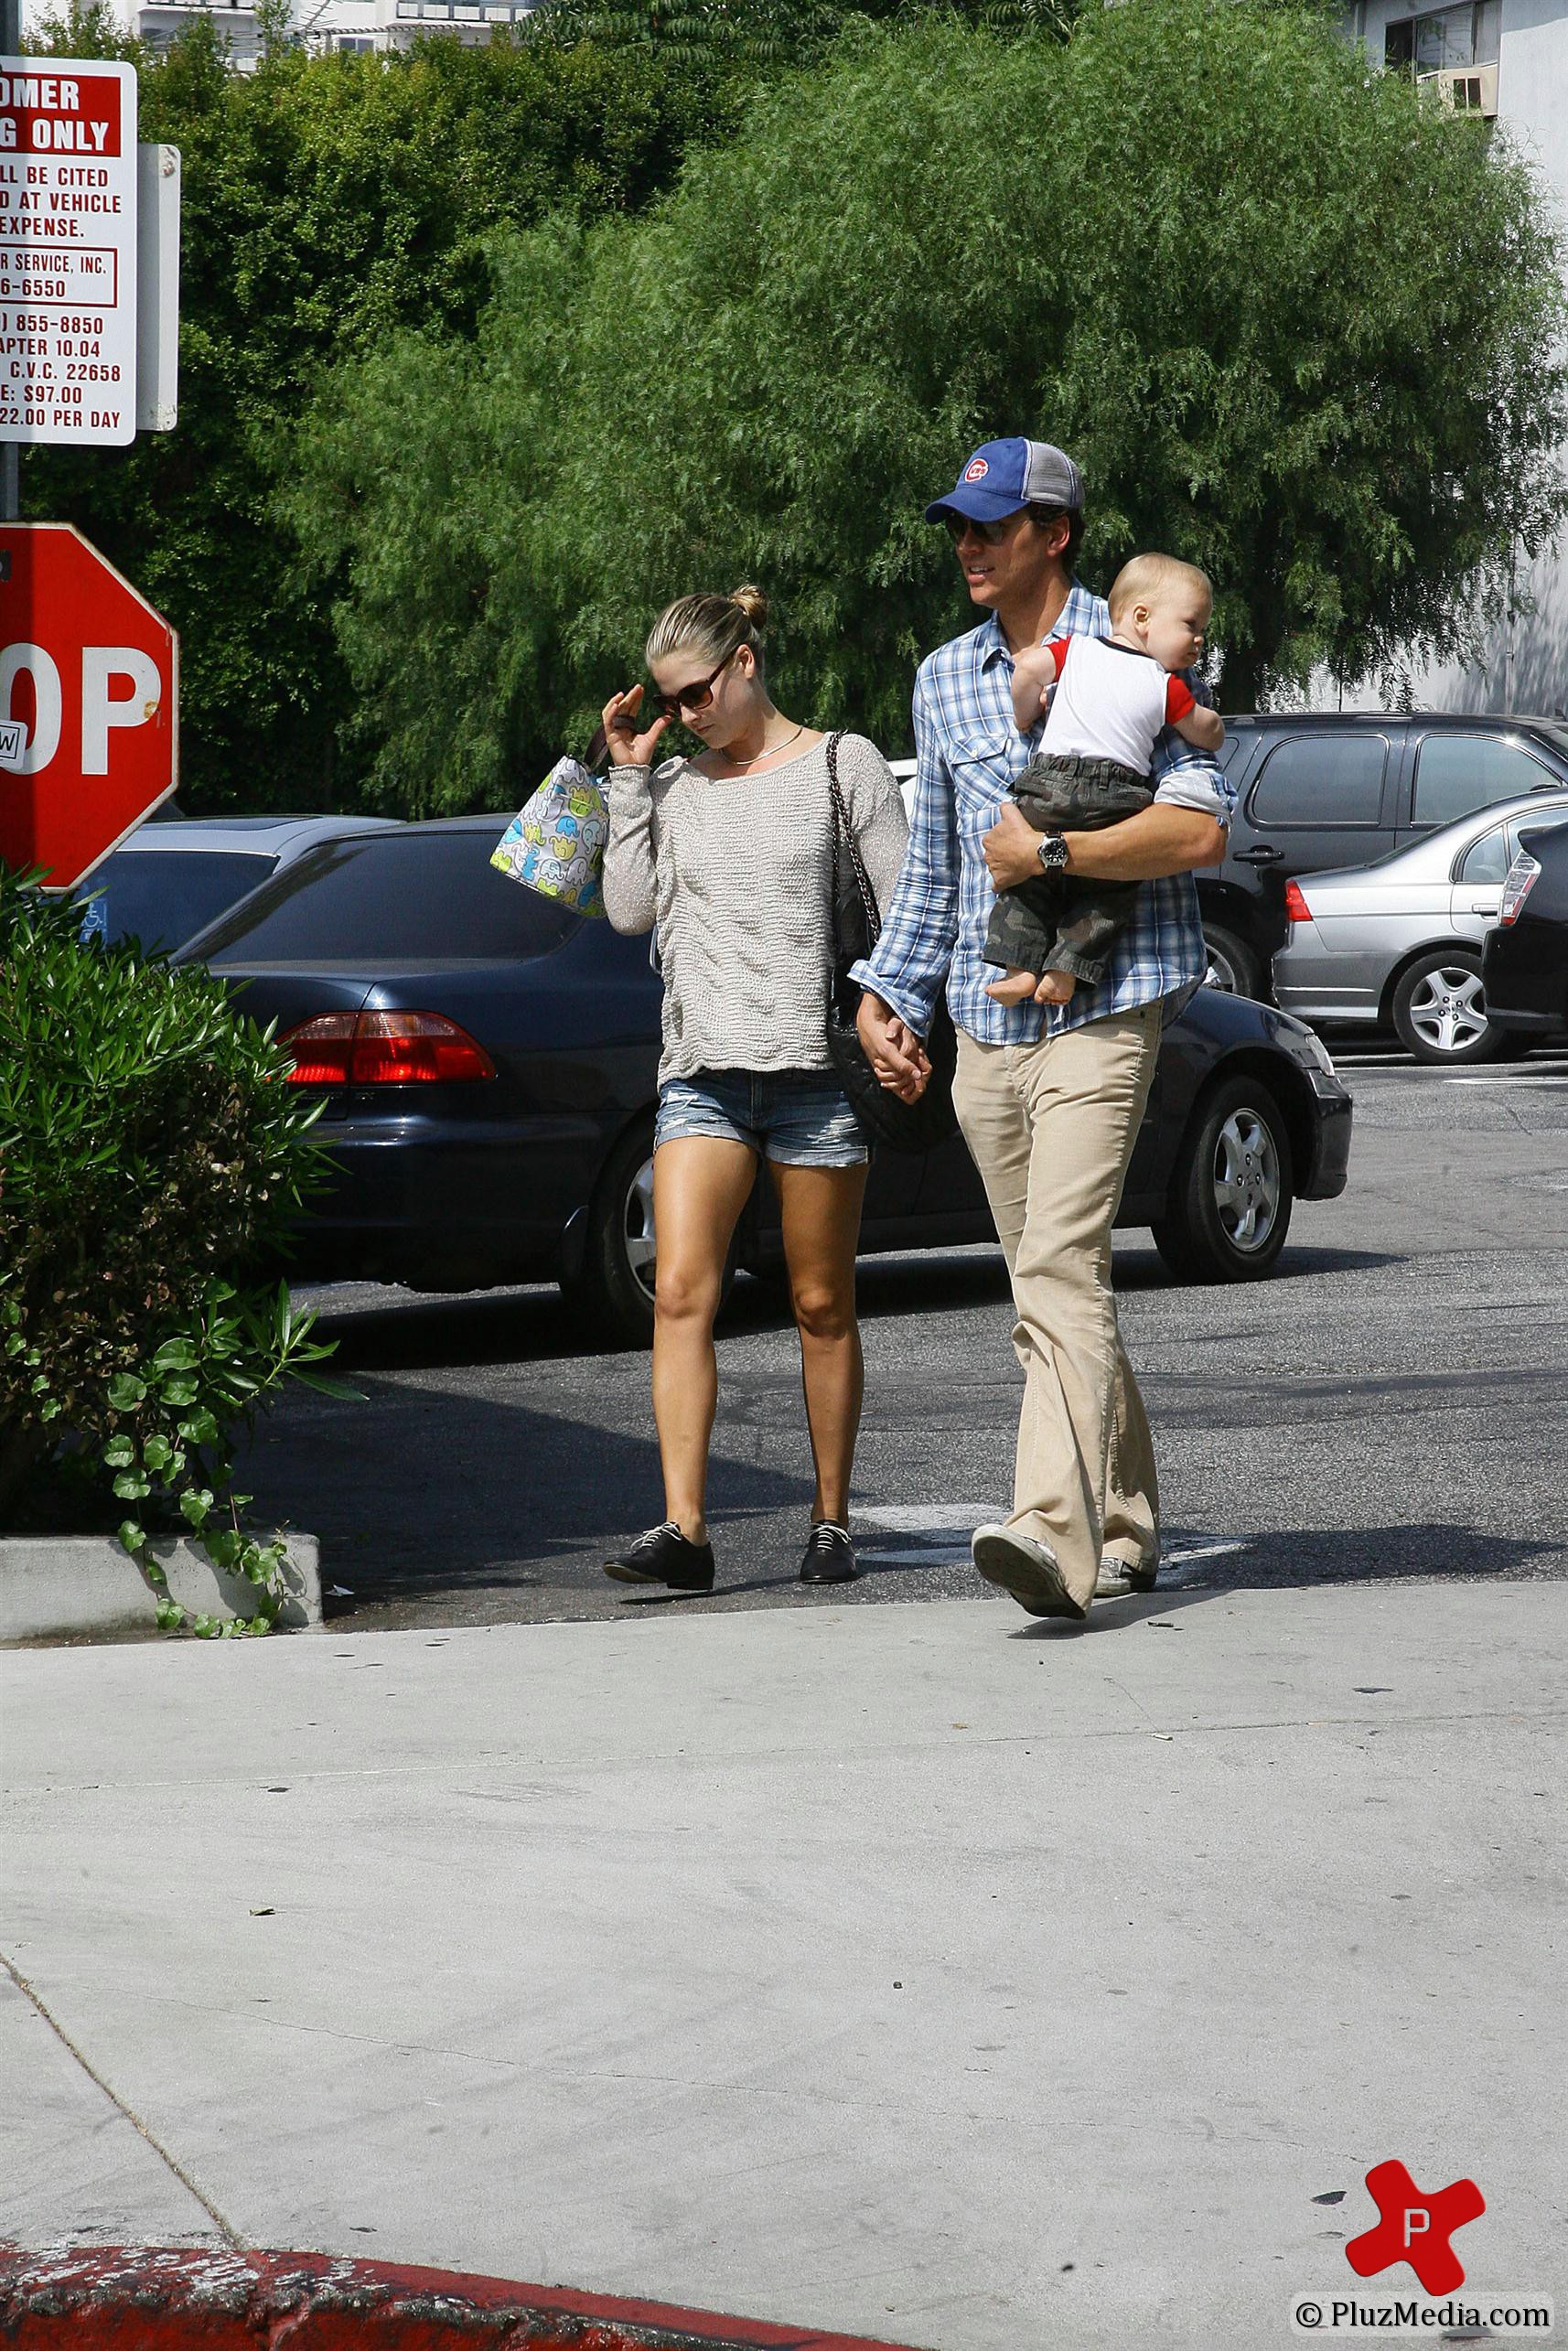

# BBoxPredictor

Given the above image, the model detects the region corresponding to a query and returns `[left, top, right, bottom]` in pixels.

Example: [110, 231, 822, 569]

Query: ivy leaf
[103, 1436, 136, 1467]
[107, 1374, 146, 1411]
[143, 1434, 174, 1471]
[112, 1470, 152, 1500]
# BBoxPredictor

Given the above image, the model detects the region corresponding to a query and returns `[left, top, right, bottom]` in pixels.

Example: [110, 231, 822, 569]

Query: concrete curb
[0, 2246, 930, 2349]
[0, 1531, 322, 1642]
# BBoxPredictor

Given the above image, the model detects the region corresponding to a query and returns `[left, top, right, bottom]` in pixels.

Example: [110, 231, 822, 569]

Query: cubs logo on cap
[926, 437, 1084, 526]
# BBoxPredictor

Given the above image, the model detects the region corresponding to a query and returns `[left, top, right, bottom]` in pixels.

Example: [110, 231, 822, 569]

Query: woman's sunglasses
[650, 646, 739, 723]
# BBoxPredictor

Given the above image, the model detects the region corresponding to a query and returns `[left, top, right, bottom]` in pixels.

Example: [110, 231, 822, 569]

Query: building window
[1385, 2, 1499, 73]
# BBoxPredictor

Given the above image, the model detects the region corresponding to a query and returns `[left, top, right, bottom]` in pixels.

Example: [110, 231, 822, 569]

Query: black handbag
[824, 732, 960, 1153]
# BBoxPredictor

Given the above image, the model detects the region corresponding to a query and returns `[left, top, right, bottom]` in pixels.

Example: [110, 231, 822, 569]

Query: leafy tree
[21, 9, 748, 812]
[523, 0, 1079, 67]
[286, 0, 1568, 806]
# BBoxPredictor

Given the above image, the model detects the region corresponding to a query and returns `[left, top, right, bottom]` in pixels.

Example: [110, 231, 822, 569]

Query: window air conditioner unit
[1422, 63, 1499, 116]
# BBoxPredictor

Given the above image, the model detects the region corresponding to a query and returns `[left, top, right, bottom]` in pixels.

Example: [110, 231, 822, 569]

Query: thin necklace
[712, 722, 806, 775]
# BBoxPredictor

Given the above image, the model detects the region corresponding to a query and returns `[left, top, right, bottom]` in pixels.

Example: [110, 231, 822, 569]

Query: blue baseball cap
[925, 436, 1085, 526]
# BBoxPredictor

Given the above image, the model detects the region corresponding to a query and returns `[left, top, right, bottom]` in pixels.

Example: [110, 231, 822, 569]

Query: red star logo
[1345, 2160, 1486, 2295]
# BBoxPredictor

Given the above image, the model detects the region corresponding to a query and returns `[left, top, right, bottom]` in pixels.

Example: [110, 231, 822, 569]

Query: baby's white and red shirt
[1033, 634, 1196, 775]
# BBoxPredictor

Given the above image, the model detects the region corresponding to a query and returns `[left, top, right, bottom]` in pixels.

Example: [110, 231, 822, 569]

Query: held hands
[983, 800, 1051, 893]
[856, 992, 931, 1102]
[602, 683, 670, 771]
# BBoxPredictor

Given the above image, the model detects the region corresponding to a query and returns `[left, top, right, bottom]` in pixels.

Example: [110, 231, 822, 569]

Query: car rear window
[193, 830, 582, 964]
[78, 851, 277, 954]
[1458, 826, 1512, 885]
[1247, 735, 1389, 828]
[1412, 733, 1557, 827]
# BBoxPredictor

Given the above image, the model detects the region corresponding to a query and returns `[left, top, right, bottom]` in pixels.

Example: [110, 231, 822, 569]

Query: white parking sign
[0, 59, 135, 446]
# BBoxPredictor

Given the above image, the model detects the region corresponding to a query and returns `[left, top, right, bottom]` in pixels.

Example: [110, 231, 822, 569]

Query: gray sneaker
[1095, 1556, 1159, 1600]
[971, 1524, 1088, 1622]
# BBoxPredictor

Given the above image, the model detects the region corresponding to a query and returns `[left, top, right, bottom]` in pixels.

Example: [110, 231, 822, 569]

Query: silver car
[1272, 791, 1568, 1063]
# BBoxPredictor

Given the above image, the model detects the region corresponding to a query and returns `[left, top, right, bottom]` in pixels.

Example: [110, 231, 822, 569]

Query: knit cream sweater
[604, 732, 909, 1085]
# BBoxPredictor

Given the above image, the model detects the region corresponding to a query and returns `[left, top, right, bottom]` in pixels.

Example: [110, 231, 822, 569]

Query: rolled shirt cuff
[1151, 774, 1231, 824]
[848, 956, 933, 1041]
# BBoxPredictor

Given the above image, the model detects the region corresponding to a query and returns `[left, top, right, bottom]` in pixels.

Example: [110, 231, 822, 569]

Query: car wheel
[1152, 1075, 1294, 1283]
[1391, 950, 1507, 1066]
[566, 1120, 737, 1348]
[1201, 923, 1264, 1000]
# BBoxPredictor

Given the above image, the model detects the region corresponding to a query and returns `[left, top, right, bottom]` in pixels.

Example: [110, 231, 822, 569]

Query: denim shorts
[655, 1068, 868, 1167]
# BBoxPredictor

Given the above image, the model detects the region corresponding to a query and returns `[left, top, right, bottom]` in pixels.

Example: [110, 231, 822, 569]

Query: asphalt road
[242, 1040, 1568, 1628]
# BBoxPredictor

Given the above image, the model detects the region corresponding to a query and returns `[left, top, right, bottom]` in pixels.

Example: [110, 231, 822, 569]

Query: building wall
[1342, 0, 1568, 717]
[20, 0, 541, 61]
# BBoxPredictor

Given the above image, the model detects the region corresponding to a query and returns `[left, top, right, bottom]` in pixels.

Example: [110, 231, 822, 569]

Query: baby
[984, 553, 1226, 1008]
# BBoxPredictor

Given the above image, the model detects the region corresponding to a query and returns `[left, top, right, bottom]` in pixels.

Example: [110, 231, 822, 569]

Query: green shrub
[0, 871, 350, 1634]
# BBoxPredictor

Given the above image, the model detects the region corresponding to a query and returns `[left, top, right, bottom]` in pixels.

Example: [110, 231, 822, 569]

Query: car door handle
[1235, 846, 1283, 864]
[1473, 904, 1500, 918]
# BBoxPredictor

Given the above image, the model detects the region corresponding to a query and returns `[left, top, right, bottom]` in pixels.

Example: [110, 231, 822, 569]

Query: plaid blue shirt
[852, 582, 1236, 1043]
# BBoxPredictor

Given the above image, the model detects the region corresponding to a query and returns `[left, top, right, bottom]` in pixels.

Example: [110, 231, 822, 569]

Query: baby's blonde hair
[1108, 553, 1212, 622]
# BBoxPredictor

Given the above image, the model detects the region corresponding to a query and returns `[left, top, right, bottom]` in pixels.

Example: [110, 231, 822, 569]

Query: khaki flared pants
[951, 1002, 1163, 1611]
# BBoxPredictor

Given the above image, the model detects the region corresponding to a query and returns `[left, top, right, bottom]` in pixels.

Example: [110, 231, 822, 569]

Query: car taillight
[1498, 851, 1541, 928]
[280, 1011, 496, 1087]
[282, 1013, 357, 1086]
[1283, 880, 1313, 923]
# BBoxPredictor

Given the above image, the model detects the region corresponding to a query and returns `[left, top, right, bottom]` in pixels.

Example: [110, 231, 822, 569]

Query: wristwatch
[1036, 831, 1070, 875]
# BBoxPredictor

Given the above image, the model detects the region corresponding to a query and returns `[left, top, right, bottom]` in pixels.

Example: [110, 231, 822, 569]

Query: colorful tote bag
[491, 755, 610, 918]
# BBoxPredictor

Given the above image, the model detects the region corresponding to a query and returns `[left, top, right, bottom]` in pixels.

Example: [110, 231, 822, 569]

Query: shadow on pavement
[1182, 1523, 1560, 1586]
[299, 1241, 1408, 1373]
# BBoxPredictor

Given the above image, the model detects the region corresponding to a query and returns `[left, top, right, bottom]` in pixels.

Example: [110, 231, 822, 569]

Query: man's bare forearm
[1063, 804, 1227, 881]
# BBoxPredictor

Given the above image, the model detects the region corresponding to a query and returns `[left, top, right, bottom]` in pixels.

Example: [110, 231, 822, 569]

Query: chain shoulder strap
[826, 731, 882, 952]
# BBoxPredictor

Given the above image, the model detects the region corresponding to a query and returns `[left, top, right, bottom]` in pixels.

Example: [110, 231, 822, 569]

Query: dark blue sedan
[178, 816, 1355, 1345]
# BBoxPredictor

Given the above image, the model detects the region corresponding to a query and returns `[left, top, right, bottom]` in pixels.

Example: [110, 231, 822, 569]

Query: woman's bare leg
[651, 1137, 758, 1541]
[771, 1160, 869, 1526]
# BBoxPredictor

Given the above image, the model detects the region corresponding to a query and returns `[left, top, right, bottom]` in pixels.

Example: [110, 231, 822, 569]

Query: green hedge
[0, 870, 350, 1634]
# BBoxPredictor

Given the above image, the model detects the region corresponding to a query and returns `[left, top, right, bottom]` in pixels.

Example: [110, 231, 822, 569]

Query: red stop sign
[0, 522, 178, 893]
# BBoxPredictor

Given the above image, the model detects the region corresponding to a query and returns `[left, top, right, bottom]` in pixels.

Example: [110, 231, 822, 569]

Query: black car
[177, 818, 1354, 1344]
[1480, 821, 1568, 1043]
[73, 815, 399, 954]
[1199, 713, 1568, 999]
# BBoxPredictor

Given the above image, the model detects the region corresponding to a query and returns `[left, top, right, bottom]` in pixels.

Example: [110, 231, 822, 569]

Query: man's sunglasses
[650, 646, 739, 723]
[941, 510, 1026, 547]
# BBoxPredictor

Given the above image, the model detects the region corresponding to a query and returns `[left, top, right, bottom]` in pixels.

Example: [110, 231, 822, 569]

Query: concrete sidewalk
[3, 1582, 1563, 2348]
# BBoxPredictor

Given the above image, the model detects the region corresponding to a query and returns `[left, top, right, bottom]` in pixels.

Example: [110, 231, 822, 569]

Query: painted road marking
[856, 1510, 1247, 1583]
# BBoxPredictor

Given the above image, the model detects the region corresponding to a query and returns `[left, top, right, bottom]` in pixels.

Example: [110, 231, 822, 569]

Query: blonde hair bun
[728, 584, 769, 634]
[645, 585, 769, 672]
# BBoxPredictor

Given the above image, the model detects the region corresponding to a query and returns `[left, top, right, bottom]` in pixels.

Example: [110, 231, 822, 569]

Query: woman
[600, 585, 908, 1594]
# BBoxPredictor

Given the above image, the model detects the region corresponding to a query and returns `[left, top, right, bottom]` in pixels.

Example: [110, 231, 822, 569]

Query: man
[853, 437, 1234, 1623]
